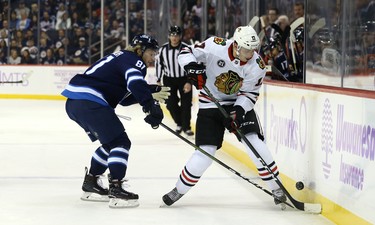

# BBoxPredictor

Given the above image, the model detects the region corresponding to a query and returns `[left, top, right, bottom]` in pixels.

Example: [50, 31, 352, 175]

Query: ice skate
[176, 126, 182, 134]
[108, 177, 139, 208]
[272, 188, 287, 210]
[81, 167, 109, 202]
[161, 187, 184, 207]
[183, 129, 194, 138]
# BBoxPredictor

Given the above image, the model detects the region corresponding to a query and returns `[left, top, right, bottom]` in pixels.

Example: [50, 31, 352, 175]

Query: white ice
[0, 99, 334, 225]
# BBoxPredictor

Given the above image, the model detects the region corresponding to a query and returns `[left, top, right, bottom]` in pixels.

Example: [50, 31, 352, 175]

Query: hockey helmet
[169, 25, 182, 36]
[131, 34, 159, 52]
[294, 27, 304, 43]
[268, 37, 280, 50]
[233, 25, 260, 50]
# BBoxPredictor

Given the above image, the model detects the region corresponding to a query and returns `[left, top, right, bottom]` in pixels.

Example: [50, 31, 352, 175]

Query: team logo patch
[256, 56, 266, 69]
[214, 70, 243, 95]
[217, 60, 225, 67]
[213, 37, 226, 46]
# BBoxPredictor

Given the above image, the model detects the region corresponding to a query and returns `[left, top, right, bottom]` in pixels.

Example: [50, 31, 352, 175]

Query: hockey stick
[289, 17, 305, 72]
[202, 86, 322, 213]
[0, 72, 32, 84]
[308, 18, 326, 39]
[117, 114, 293, 208]
[248, 16, 259, 28]
[0, 80, 23, 84]
[271, 65, 289, 81]
[157, 121, 294, 209]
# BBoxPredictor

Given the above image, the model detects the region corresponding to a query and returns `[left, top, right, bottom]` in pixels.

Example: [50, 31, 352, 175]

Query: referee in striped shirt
[155, 25, 194, 137]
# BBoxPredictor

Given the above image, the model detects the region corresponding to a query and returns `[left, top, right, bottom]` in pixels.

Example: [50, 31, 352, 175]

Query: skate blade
[159, 201, 170, 208]
[109, 198, 139, 208]
[279, 203, 287, 211]
[81, 192, 109, 202]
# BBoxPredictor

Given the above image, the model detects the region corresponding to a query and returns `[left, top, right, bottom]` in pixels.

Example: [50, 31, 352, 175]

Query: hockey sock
[89, 146, 109, 176]
[107, 146, 129, 180]
[242, 133, 281, 190]
[176, 145, 216, 194]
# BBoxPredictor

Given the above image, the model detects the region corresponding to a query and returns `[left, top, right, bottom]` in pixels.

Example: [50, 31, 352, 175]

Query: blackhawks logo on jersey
[256, 56, 266, 69]
[213, 37, 226, 46]
[214, 70, 243, 95]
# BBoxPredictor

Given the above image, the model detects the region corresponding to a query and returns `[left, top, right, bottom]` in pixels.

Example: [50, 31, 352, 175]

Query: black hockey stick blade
[0, 80, 23, 84]
[202, 86, 322, 214]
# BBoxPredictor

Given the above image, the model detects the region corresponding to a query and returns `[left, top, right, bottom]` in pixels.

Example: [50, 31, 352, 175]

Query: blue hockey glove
[143, 100, 163, 129]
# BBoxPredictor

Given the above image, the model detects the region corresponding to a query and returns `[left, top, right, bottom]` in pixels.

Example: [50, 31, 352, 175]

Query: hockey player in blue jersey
[62, 34, 169, 208]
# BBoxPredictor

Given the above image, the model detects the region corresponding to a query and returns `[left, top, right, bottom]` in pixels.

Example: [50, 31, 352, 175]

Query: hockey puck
[296, 181, 304, 190]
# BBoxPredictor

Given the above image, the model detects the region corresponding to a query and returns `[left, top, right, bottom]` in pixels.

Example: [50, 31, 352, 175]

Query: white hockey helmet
[233, 26, 260, 50]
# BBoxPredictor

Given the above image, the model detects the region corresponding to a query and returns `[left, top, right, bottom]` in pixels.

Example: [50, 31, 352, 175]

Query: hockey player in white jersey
[162, 25, 286, 207]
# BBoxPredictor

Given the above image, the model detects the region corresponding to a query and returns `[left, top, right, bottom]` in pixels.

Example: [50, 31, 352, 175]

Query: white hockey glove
[151, 86, 171, 103]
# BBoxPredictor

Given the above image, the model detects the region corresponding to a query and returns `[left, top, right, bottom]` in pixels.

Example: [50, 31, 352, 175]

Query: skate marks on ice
[0, 100, 333, 225]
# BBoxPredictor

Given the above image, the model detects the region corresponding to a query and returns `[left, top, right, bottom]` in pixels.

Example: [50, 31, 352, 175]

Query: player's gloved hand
[224, 105, 245, 133]
[149, 84, 171, 103]
[143, 100, 164, 129]
[184, 62, 207, 89]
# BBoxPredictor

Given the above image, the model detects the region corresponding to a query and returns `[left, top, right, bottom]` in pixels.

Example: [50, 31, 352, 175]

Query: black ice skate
[108, 176, 139, 208]
[81, 167, 109, 202]
[272, 188, 287, 210]
[161, 187, 184, 206]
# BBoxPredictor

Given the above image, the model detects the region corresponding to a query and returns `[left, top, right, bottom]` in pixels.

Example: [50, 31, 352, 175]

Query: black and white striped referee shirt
[155, 41, 190, 82]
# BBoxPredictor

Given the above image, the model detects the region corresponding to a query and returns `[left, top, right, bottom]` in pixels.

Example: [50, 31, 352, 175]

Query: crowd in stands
[1, 0, 373, 79]
[0, 0, 146, 65]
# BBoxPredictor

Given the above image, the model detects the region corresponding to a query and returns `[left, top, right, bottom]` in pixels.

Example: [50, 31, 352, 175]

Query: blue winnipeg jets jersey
[61, 50, 153, 108]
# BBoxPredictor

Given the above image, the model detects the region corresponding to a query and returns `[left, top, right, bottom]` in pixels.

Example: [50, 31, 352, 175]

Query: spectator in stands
[71, 37, 89, 65]
[71, 26, 86, 50]
[0, 39, 7, 64]
[55, 47, 69, 65]
[29, 14, 38, 31]
[55, 3, 66, 24]
[41, 48, 56, 64]
[7, 48, 21, 65]
[15, 0, 30, 20]
[109, 19, 124, 44]
[16, 11, 31, 31]
[9, 39, 21, 53]
[40, 30, 53, 48]
[266, 8, 279, 38]
[292, 2, 304, 22]
[39, 37, 50, 63]
[30, 3, 38, 18]
[85, 24, 100, 61]
[70, 12, 83, 29]
[191, 0, 202, 19]
[14, 30, 23, 48]
[55, 12, 71, 30]
[25, 39, 38, 61]
[0, 20, 9, 45]
[40, 11, 55, 32]
[90, 10, 100, 29]
[9, 11, 17, 32]
[129, 11, 144, 41]
[20, 48, 36, 64]
[1, 19, 9, 35]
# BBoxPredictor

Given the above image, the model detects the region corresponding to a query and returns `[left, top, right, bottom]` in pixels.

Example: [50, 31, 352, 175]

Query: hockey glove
[184, 62, 207, 89]
[224, 105, 245, 133]
[149, 84, 171, 103]
[143, 100, 164, 129]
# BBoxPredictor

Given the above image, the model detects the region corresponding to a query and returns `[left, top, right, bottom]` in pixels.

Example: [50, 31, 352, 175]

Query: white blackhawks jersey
[178, 36, 266, 113]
